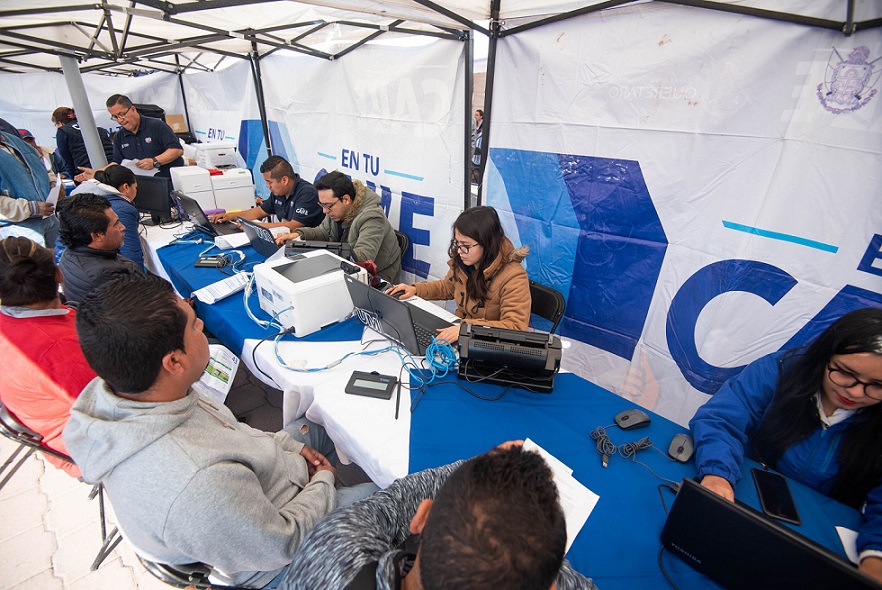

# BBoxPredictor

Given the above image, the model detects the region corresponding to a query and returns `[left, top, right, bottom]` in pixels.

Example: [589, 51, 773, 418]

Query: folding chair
[136, 554, 250, 589]
[0, 400, 122, 570]
[528, 280, 566, 334]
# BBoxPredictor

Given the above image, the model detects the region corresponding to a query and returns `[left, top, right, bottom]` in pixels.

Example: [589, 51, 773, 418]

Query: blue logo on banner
[491, 148, 668, 360]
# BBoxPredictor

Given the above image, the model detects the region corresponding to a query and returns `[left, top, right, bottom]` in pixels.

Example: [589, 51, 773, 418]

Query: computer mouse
[614, 409, 651, 430]
[668, 433, 694, 463]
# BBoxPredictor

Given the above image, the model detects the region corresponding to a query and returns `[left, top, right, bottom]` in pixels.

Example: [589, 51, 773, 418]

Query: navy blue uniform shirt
[111, 116, 184, 178]
[258, 175, 324, 227]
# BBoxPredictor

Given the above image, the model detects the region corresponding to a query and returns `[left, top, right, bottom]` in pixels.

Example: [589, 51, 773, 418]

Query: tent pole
[464, 31, 473, 212]
[175, 55, 194, 138]
[59, 54, 108, 170]
[249, 41, 273, 156]
[477, 0, 502, 206]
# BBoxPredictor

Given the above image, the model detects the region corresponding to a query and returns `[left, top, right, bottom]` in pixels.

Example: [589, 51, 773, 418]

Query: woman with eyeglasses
[690, 307, 882, 581]
[387, 206, 530, 345]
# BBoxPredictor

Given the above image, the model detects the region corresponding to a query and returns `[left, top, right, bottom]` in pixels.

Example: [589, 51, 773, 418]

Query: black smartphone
[751, 467, 801, 525]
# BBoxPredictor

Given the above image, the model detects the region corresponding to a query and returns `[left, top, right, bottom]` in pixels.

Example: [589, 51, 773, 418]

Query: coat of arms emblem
[817, 46, 881, 114]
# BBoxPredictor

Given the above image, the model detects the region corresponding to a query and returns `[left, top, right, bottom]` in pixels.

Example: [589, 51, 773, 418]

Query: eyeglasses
[827, 365, 882, 400]
[450, 239, 479, 253]
[110, 106, 133, 121]
[319, 199, 340, 212]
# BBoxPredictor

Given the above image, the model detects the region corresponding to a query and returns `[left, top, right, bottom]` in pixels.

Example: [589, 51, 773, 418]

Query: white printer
[253, 250, 369, 337]
[170, 167, 216, 210]
[211, 168, 255, 212]
[195, 141, 238, 169]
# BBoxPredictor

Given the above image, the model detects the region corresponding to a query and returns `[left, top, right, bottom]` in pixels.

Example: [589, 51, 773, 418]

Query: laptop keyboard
[213, 221, 242, 236]
[414, 325, 435, 349]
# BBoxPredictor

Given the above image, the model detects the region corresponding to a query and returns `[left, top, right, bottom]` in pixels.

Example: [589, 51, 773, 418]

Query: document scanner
[253, 249, 368, 337]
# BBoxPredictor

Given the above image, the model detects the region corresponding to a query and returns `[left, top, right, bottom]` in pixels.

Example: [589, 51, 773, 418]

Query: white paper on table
[45, 183, 62, 211]
[192, 272, 249, 304]
[836, 526, 860, 564]
[192, 344, 240, 404]
[214, 225, 288, 250]
[121, 158, 158, 177]
[524, 438, 599, 552]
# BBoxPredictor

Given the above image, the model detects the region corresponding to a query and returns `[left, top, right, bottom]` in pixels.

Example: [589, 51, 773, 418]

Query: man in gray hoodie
[64, 273, 377, 588]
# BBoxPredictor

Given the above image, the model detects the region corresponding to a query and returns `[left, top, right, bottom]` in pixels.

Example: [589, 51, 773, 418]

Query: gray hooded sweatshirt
[63, 378, 336, 588]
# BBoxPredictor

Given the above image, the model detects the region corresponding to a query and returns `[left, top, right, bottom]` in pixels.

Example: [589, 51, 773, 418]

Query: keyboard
[212, 221, 242, 236]
[414, 325, 436, 349]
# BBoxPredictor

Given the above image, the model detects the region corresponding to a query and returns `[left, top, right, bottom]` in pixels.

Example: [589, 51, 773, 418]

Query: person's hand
[435, 324, 461, 346]
[75, 166, 94, 183]
[300, 445, 336, 478]
[385, 283, 416, 300]
[37, 201, 55, 216]
[700, 475, 735, 501]
[275, 232, 301, 246]
[496, 440, 524, 451]
[210, 212, 237, 224]
[860, 556, 882, 583]
[136, 158, 155, 171]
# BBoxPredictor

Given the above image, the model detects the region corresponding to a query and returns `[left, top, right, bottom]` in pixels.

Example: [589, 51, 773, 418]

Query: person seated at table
[57, 193, 144, 304]
[690, 308, 882, 582]
[69, 164, 143, 267]
[281, 441, 597, 590]
[64, 273, 378, 589]
[387, 206, 530, 344]
[210, 156, 324, 233]
[275, 171, 402, 283]
[0, 237, 96, 478]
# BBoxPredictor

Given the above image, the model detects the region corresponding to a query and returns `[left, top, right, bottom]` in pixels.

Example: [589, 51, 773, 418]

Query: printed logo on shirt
[121, 142, 130, 149]
[145, 137, 153, 144]
[295, 207, 309, 216]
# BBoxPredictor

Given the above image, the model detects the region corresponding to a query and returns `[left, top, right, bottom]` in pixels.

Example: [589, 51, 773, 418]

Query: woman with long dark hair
[387, 206, 530, 344]
[690, 308, 882, 581]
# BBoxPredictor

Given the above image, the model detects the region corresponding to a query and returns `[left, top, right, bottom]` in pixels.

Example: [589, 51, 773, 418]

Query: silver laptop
[173, 191, 242, 237]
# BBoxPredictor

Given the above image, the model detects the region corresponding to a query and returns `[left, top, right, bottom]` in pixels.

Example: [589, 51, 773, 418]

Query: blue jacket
[55, 119, 114, 179]
[690, 351, 882, 554]
[0, 131, 58, 246]
[69, 180, 144, 267]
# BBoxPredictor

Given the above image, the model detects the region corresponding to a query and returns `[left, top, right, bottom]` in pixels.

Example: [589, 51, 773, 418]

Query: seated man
[64, 273, 377, 589]
[0, 236, 96, 478]
[282, 442, 597, 590]
[57, 193, 143, 304]
[277, 171, 402, 283]
[211, 156, 324, 233]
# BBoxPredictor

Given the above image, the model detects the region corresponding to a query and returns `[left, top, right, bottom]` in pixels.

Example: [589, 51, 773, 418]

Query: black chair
[395, 230, 409, 257]
[137, 555, 249, 589]
[0, 400, 122, 570]
[529, 280, 566, 334]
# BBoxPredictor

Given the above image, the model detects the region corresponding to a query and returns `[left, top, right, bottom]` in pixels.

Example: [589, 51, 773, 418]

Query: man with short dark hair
[277, 170, 402, 283]
[56, 193, 143, 304]
[64, 273, 377, 589]
[75, 94, 184, 181]
[210, 155, 323, 232]
[282, 443, 597, 590]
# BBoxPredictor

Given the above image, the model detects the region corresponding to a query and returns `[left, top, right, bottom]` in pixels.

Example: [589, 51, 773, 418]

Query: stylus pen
[394, 379, 402, 420]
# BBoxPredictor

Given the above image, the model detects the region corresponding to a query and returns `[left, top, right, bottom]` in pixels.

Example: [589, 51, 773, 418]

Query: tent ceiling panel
[0, 1, 879, 75]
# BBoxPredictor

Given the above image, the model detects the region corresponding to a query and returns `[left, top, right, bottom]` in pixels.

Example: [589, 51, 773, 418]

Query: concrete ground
[0, 363, 370, 589]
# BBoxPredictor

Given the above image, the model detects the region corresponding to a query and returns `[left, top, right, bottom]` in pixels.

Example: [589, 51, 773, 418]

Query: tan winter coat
[413, 237, 530, 330]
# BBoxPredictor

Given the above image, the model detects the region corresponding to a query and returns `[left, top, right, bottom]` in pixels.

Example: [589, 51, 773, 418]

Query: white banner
[488, 3, 882, 425]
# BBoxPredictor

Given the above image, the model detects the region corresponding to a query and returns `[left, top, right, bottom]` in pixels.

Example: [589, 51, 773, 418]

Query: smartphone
[751, 467, 801, 525]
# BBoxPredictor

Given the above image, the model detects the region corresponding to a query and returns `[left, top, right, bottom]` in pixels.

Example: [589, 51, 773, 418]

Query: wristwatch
[152, 158, 160, 169]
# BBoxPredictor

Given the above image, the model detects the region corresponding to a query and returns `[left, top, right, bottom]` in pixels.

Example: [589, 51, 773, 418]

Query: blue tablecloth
[407, 372, 864, 590]
[155, 240, 365, 354]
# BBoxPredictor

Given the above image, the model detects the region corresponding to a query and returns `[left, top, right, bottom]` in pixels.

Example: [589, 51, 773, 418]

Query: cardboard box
[165, 114, 188, 133]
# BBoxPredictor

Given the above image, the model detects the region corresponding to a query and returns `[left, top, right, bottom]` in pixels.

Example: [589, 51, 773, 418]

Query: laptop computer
[239, 217, 282, 257]
[174, 191, 242, 237]
[660, 477, 880, 589]
[343, 273, 452, 356]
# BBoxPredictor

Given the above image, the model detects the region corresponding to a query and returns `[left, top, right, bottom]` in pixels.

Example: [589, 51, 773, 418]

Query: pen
[394, 378, 402, 420]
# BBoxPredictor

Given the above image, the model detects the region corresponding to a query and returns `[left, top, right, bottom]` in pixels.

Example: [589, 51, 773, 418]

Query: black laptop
[660, 478, 881, 589]
[239, 217, 282, 257]
[343, 274, 452, 356]
[174, 191, 242, 237]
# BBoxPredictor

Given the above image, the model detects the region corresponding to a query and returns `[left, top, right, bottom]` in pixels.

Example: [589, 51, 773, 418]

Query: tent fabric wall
[486, 2, 882, 425]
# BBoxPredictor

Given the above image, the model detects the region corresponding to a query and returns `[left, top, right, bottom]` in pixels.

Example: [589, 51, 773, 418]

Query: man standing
[76, 94, 184, 181]
[277, 171, 402, 283]
[210, 155, 323, 232]
[282, 443, 597, 590]
[0, 129, 59, 247]
[64, 273, 377, 588]
[56, 193, 143, 304]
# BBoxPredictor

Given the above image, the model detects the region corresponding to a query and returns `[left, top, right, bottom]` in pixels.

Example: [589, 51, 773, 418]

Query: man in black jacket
[57, 193, 143, 304]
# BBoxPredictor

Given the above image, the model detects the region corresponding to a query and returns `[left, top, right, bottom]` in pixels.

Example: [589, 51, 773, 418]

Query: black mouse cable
[620, 440, 680, 487]
[656, 482, 683, 590]
[589, 426, 617, 468]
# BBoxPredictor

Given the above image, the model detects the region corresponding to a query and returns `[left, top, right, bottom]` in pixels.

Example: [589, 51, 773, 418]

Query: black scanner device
[614, 409, 651, 430]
